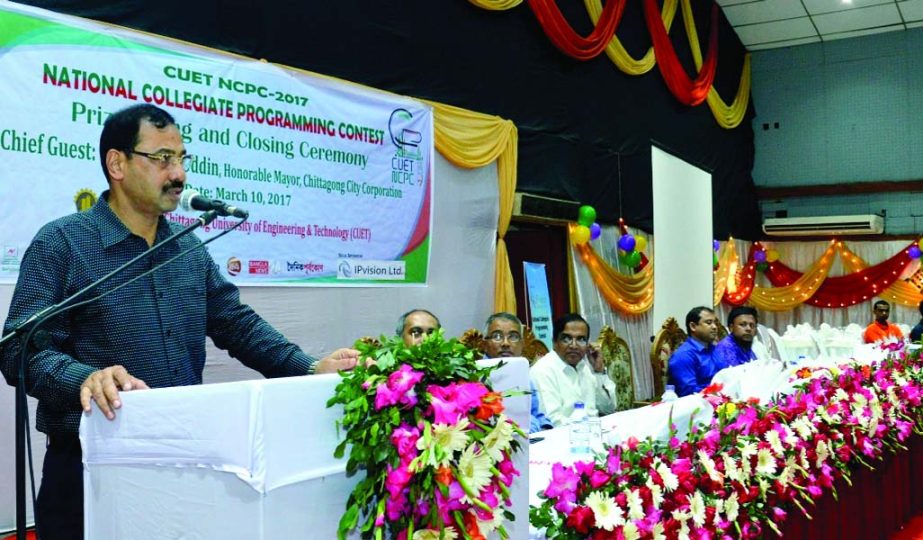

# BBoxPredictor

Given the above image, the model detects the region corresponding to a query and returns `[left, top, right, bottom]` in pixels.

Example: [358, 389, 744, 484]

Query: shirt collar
[550, 350, 587, 372]
[93, 190, 171, 249]
[687, 336, 714, 352]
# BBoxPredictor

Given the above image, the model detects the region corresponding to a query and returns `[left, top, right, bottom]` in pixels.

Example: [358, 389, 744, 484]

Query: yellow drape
[680, 0, 750, 129]
[747, 242, 838, 311]
[467, 0, 523, 10]
[837, 243, 923, 308]
[570, 224, 654, 315]
[426, 100, 518, 313]
[713, 239, 739, 306]
[584, 0, 678, 76]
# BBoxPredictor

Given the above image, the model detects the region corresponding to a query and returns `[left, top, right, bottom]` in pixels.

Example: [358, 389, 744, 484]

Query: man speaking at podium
[0, 104, 360, 540]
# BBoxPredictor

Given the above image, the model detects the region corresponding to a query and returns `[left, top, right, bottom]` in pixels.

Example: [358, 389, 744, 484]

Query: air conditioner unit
[512, 192, 580, 222]
[762, 215, 884, 236]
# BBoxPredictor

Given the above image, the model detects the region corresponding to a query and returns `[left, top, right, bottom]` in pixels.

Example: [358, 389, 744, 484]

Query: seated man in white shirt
[530, 313, 616, 426]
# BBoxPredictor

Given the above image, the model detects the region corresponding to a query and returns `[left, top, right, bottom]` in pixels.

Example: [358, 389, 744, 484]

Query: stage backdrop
[0, 3, 433, 287]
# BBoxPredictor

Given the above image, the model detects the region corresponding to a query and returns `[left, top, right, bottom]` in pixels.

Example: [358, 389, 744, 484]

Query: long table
[80, 358, 531, 540]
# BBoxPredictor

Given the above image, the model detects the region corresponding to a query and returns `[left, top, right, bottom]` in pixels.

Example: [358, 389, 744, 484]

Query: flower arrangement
[530, 343, 923, 539]
[328, 330, 526, 540]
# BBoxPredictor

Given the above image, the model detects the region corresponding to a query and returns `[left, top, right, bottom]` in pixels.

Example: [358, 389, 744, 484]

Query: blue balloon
[617, 234, 636, 252]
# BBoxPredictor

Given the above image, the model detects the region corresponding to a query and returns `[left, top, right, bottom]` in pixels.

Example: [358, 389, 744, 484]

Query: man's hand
[80, 365, 149, 420]
[314, 348, 361, 374]
[588, 345, 606, 373]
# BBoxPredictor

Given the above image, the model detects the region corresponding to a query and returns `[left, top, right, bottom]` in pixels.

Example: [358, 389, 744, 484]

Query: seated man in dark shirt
[668, 306, 722, 397]
[910, 300, 923, 343]
[714, 306, 759, 368]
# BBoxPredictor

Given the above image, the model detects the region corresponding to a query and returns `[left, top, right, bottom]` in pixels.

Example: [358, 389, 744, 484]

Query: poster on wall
[0, 4, 433, 286]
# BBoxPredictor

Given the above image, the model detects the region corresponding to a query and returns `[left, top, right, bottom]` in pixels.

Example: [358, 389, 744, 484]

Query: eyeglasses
[129, 149, 193, 171]
[558, 335, 588, 346]
[408, 328, 436, 339]
[487, 332, 521, 343]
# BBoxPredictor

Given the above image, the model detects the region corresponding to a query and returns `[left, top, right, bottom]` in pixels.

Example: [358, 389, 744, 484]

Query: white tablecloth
[80, 358, 531, 540]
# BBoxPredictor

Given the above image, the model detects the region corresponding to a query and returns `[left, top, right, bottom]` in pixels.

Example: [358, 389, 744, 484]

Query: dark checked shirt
[1, 192, 316, 435]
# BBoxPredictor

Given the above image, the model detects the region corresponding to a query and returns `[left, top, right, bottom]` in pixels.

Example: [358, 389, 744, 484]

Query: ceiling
[718, 0, 923, 50]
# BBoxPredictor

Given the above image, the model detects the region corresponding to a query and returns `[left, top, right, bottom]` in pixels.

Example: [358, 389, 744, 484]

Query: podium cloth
[80, 358, 530, 539]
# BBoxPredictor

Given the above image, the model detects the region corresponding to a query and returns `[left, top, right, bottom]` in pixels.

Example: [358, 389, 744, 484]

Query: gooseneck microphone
[180, 189, 249, 219]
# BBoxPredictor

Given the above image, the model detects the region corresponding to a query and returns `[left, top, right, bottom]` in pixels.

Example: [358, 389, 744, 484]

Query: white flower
[625, 488, 644, 521]
[722, 454, 742, 484]
[649, 482, 664, 508]
[713, 498, 724, 525]
[413, 528, 458, 540]
[656, 461, 679, 492]
[780, 424, 800, 447]
[697, 449, 724, 483]
[815, 439, 830, 468]
[623, 522, 640, 540]
[756, 448, 777, 476]
[790, 416, 815, 440]
[799, 447, 810, 470]
[456, 445, 492, 501]
[652, 523, 666, 540]
[739, 439, 758, 459]
[477, 511, 505, 534]
[481, 414, 514, 462]
[689, 490, 706, 527]
[585, 490, 625, 531]
[725, 492, 740, 522]
[426, 417, 470, 465]
[765, 429, 785, 457]
[835, 388, 850, 402]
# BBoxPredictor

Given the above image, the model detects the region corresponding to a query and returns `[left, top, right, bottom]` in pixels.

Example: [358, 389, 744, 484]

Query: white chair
[756, 324, 780, 361]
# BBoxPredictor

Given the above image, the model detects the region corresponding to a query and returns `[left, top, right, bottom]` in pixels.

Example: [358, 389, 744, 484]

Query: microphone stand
[1, 210, 219, 540]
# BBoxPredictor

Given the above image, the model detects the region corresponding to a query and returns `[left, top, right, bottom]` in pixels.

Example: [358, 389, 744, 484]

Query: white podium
[80, 358, 530, 540]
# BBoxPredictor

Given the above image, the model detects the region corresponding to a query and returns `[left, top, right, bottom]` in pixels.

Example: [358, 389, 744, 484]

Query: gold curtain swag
[570, 224, 654, 315]
[585, 0, 678, 76]
[467, 0, 523, 10]
[713, 239, 739, 306]
[680, 0, 750, 128]
[838, 243, 923, 308]
[469, 0, 750, 128]
[746, 242, 838, 312]
[427, 100, 519, 313]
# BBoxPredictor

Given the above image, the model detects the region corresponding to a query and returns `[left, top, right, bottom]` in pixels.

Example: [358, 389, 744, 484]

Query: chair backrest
[458, 328, 486, 356]
[650, 317, 687, 399]
[596, 325, 634, 411]
[756, 324, 780, 361]
[716, 323, 729, 342]
[521, 326, 549, 364]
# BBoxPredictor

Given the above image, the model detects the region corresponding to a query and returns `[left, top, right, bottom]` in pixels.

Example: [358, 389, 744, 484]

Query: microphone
[179, 190, 249, 219]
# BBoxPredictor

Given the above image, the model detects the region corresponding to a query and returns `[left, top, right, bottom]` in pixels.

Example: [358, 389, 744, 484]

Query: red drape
[526, 0, 627, 60]
[723, 243, 759, 306]
[764, 242, 917, 307]
[773, 434, 923, 540]
[642, 0, 718, 106]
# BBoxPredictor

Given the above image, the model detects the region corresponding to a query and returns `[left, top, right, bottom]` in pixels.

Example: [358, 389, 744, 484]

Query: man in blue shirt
[1, 104, 360, 540]
[714, 306, 759, 368]
[910, 300, 923, 343]
[668, 306, 721, 397]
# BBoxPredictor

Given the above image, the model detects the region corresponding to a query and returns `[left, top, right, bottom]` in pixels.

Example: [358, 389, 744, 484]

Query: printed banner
[0, 4, 433, 286]
[523, 261, 553, 350]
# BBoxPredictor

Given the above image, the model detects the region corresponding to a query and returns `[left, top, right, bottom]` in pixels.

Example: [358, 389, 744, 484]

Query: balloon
[577, 205, 597, 227]
[766, 249, 780, 263]
[713, 252, 719, 268]
[634, 236, 647, 252]
[909, 246, 922, 259]
[756, 261, 769, 272]
[589, 222, 601, 241]
[617, 233, 636, 252]
[753, 250, 767, 263]
[713, 239, 720, 252]
[624, 250, 641, 268]
[571, 225, 591, 245]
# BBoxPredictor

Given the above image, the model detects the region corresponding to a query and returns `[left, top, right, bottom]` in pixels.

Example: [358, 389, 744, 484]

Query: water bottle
[661, 384, 679, 402]
[568, 402, 591, 455]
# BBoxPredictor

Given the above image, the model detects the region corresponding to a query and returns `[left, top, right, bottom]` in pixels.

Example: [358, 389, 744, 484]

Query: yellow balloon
[766, 249, 780, 263]
[634, 236, 648, 252]
[571, 225, 591, 245]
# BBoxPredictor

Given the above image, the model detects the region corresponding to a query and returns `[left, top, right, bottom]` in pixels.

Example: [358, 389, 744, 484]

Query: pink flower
[496, 455, 520, 486]
[385, 463, 413, 498]
[388, 364, 424, 394]
[390, 423, 421, 461]
[544, 463, 579, 513]
[455, 382, 489, 411]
